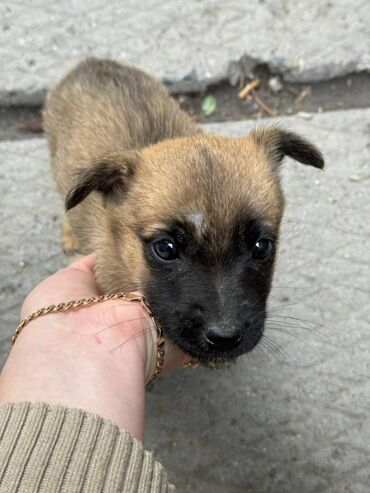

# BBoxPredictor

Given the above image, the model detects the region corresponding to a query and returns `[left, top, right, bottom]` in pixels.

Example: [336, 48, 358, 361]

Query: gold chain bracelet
[11, 292, 165, 385]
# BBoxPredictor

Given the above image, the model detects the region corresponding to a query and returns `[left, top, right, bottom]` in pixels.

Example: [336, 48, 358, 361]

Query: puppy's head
[66, 128, 324, 365]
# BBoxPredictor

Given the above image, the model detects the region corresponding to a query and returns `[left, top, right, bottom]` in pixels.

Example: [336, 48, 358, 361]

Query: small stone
[297, 111, 313, 120]
[297, 58, 305, 72]
[349, 175, 360, 182]
[268, 76, 283, 93]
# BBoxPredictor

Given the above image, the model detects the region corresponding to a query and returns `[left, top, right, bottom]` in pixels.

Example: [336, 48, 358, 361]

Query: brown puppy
[43, 58, 324, 366]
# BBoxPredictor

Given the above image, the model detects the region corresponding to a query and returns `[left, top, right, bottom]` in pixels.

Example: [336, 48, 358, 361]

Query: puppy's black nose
[204, 325, 242, 348]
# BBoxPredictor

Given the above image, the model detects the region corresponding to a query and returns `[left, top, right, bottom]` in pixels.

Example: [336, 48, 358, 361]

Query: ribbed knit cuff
[0, 402, 175, 492]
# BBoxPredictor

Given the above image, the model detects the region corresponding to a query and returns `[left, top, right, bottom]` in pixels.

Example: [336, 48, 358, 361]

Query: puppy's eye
[252, 239, 273, 259]
[153, 239, 179, 260]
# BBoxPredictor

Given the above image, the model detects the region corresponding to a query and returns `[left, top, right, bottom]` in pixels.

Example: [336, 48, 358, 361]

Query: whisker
[271, 314, 328, 330]
[272, 285, 312, 290]
[102, 301, 148, 311]
[95, 314, 152, 335]
[267, 301, 306, 312]
[110, 325, 156, 353]
[100, 302, 150, 320]
[253, 343, 271, 362]
[240, 292, 266, 307]
[282, 201, 305, 208]
[279, 227, 300, 242]
[260, 336, 288, 364]
[266, 319, 324, 338]
[266, 318, 320, 330]
[265, 325, 303, 341]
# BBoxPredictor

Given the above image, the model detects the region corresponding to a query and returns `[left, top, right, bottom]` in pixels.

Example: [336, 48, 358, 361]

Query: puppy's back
[43, 58, 198, 196]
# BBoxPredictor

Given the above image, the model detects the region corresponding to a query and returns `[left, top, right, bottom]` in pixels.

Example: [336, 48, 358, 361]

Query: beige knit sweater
[0, 402, 175, 492]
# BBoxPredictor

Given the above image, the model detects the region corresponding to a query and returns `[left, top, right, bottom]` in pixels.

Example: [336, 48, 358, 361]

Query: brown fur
[43, 58, 323, 296]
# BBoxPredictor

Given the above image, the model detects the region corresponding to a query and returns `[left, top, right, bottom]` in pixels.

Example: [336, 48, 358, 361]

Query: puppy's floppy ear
[65, 150, 140, 210]
[252, 127, 324, 169]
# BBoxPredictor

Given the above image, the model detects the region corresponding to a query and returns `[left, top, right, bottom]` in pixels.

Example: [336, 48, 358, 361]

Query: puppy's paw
[61, 219, 80, 256]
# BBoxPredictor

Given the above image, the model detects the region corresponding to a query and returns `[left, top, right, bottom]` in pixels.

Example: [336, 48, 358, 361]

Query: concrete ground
[1, 109, 369, 492]
[1, 0, 370, 104]
[1, 1, 370, 490]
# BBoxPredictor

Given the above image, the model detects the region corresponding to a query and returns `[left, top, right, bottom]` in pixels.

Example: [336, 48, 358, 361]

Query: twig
[238, 78, 261, 100]
[252, 91, 278, 116]
[295, 86, 311, 108]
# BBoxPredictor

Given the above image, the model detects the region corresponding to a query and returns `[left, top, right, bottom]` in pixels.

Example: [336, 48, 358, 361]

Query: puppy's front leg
[61, 217, 79, 256]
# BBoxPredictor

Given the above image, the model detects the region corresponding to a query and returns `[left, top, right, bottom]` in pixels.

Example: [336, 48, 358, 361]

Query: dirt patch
[0, 70, 369, 141]
[174, 70, 370, 124]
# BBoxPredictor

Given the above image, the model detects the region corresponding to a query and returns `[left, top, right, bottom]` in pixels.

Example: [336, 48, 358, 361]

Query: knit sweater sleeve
[0, 402, 175, 493]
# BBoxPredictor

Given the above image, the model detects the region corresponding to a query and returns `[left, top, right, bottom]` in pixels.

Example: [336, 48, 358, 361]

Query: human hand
[0, 254, 190, 440]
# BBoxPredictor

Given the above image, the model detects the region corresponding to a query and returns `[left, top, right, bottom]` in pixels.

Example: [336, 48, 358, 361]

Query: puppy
[43, 58, 324, 366]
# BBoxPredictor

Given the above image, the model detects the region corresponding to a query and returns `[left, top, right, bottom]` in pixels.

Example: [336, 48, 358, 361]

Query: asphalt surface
[1, 109, 369, 492]
[1, 0, 370, 104]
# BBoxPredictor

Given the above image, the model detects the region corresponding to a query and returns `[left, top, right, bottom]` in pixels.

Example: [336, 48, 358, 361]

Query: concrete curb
[1, 0, 369, 105]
